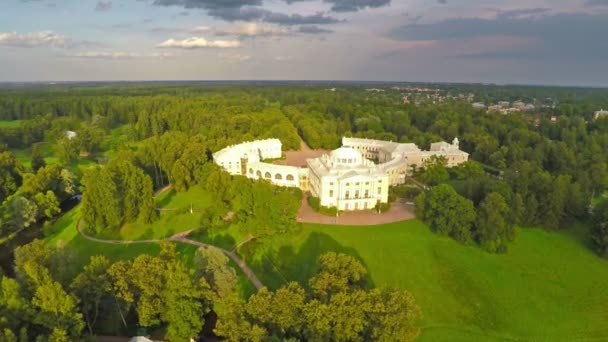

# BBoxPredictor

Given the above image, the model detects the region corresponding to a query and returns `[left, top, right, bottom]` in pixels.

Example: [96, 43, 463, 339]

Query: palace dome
[330, 147, 363, 165]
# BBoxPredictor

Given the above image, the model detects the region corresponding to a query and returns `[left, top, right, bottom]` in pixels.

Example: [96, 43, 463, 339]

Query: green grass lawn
[245, 221, 608, 342]
[113, 186, 213, 240]
[0, 120, 24, 128]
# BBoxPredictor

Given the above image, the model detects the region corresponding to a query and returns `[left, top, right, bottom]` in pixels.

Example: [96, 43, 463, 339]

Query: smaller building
[472, 102, 486, 109]
[65, 130, 77, 140]
[594, 109, 608, 121]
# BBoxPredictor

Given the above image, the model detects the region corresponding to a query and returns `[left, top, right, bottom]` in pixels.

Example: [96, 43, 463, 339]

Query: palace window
[365, 190, 369, 198]
[346, 183, 350, 186]
[329, 190, 334, 197]
[377, 187, 382, 195]
[356, 182, 360, 186]
[345, 191, 350, 199]
[355, 190, 359, 199]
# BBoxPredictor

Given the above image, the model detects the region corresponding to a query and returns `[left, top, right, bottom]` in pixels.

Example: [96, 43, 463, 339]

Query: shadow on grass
[157, 190, 176, 208]
[247, 231, 375, 291]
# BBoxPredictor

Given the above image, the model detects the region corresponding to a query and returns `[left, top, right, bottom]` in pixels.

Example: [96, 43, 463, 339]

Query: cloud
[215, 23, 289, 37]
[67, 51, 175, 59]
[285, 0, 390, 12]
[190, 26, 212, 34]
[388, 11, 608, 60]
[208, 7, 340, 25]
[95, 0, 112, 11]
[0, 31, 85, 48]
[144, 0, 341, 25]
[437, 0, 447, 3]
[149, 0, 262, 10]
[585, 0, 608, 6]
[156, 37, 241, 48]
[297, 25, 333, 34]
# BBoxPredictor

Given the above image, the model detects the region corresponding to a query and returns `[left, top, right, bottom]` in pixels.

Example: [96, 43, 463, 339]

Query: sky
[1, 0, 607, 86]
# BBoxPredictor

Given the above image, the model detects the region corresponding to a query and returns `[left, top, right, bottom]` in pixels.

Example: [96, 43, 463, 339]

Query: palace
[213, 137, 468, 211]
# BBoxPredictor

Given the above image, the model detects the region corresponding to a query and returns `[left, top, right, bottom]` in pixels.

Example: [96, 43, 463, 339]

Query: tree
[70, 255, 112, 336]
[4, 195, 38, 231]
[0, 151, 23, 203]
[474, 192, 514, 253]
[31, 281, 84, 338]
[33, 191, 60, 220]
[309, 252, 367, 299]
[592, 200, 608, 258]
[30, 143, 46, 173]
[108, 243, 209, 340]
[194, 247, 238, 298]
[419, 155, 449, 185]
[418, 184, 476, 243]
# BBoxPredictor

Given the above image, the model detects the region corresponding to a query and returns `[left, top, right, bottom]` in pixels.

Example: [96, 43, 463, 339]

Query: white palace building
[214, 137, 468, 211]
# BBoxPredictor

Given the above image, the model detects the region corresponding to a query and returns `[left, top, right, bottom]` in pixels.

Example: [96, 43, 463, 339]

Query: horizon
[1, 79, 608, 90]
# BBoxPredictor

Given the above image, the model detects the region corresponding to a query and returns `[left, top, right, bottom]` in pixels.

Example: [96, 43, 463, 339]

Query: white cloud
[190, 26, 212, 34]
[67, 51, 175, 59]
[0, 31, 83, 48]
[157, 37, 241, 49]
[215, 23, 289, 37]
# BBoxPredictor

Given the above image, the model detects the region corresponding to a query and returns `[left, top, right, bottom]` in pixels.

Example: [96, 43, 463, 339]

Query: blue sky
[1, 0, 607, 86]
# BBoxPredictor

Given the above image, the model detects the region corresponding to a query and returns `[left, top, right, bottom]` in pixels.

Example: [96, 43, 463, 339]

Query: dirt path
[76, 220, 264, 290]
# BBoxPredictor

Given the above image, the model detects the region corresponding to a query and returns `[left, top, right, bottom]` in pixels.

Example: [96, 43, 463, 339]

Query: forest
[1, 83, 608, 340]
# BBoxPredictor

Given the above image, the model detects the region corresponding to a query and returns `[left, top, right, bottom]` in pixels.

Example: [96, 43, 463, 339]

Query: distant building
[472, 102, 486, 109]
[498, 101, 510, 108]
[65, 130, 77, 140]
[512, 101, 526, 110]
[524, 103, 536, 111]
[594, 109, 608, 120]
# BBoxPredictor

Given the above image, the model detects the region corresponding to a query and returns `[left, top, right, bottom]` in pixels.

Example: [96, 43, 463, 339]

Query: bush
[308, 196, 321, 210]
[307, 196, 337, 216]
[319, 206, 338, 216]
[374, 202, 391, 213]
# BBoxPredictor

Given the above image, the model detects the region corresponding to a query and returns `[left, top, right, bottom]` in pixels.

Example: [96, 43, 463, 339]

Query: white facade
[214, 136, 469, 211]
[307, 147, 389, 211]
[594, 109, 608, 121]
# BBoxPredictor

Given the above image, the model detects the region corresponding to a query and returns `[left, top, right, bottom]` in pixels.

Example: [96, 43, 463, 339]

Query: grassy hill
[245, 221, 608, 341]
[45, 189, 608, 341]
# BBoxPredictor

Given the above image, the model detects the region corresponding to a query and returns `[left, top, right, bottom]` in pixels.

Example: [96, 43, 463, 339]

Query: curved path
[76, 219, 264, 290]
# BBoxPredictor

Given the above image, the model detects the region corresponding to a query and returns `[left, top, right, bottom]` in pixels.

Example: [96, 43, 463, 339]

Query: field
[244, 221, 608, 341]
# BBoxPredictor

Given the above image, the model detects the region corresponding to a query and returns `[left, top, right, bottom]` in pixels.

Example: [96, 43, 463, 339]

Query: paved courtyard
[297, 198, 416, 226]
[274, 140, 329, 167]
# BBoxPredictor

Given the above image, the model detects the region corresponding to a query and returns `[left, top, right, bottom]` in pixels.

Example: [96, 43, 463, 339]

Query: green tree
[30, 143, 46, 173]
[33, 191, 60, 220]
[4, 195, 38, 230]
[419, 155, 449, 186]
[591, 200, 608, 258]
[419, 184, 476, 243]
[70, 255, 111, 336]
[474, 192, 515, 253]
[31, 281, 84, 338]
[194, 247, 238, 298]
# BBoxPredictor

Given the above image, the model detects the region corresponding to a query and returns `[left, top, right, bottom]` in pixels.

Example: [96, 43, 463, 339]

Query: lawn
[244, 221, 608, 342]
[113, 186, 213, 240]
[0, 120, 24, 128]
